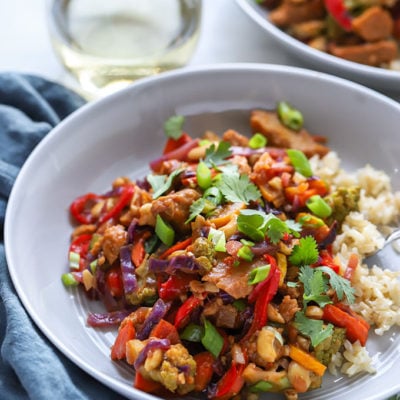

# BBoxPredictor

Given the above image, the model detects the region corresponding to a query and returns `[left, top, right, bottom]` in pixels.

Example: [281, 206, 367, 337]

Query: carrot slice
[159, 237, 192, 259]
[289, 345, 327, 377]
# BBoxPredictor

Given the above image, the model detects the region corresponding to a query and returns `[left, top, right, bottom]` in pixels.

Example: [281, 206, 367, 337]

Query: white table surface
[0, 0, 309, 99]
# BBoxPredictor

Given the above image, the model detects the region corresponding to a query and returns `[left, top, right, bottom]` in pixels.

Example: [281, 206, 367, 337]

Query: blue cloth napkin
[0, 73, 126, 400]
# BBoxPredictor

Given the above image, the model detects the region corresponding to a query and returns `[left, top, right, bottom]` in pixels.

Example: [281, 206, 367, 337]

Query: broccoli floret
[314, 327, 346, 366]
[325, 186, 360, 227]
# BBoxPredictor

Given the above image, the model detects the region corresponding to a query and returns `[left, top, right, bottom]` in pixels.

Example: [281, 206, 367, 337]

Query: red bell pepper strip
[150, 138, 200, 172]
[210, 362, 246, 400]
[134, 372, 164, 394]
[324, 0, 352, 31]
[111, 319, 136, 360]
[174, 296, 202, 330]
[343, 253, 359, 281]
[313, 249, 340, 274]
[106, 266, 124, 298]
[158, 273, 193, 302]
[99, 184, 134, 225]
[70, 193, 102, 224]
[243, 256, 281, 342]
[163, 132, 193, 154]
[69, 233, 92, 271]
[150, 319, 180, 345]
[322, 303, 369, 346]
[248, 254, 278, 304]
[193, 352, 215, 392]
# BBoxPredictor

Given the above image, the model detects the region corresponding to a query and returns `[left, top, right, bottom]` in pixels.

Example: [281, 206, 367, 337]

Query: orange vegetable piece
[150, 319, 180, 345]
[289, 345, 327, 377]
[193, 352, 215, 392]
[111, 319, 135, 360]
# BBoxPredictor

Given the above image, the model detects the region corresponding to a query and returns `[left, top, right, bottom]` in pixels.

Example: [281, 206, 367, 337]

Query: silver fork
[363, 228, 400, 268]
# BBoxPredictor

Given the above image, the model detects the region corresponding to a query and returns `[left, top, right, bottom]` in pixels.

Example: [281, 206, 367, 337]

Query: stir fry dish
[257, 0, 400, 68]
[64, 102, 381, 400]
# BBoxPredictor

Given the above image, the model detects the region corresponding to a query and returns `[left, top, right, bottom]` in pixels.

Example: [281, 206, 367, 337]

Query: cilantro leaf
[164, 115, 185, 139]
[216, 171, 261, 205]
[289, 236, 319, 266]
[237, 210, 301, 243]
[317, 266, 355, 304]
[299, 265, 332, 307]
[204, 141, 232, 167]
[185, 198, 206, 223]
[295, 312, 334, 347]
[148, 168, 184, 199]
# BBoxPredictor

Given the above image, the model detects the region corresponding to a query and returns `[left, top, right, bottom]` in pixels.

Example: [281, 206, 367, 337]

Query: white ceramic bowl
[236, 0, 400, 96]
[5, 64, 400, 400]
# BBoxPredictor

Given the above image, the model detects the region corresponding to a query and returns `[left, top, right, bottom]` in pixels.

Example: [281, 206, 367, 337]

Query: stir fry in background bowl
[257, 0, 400, 68]
[63, 102, 400, 400]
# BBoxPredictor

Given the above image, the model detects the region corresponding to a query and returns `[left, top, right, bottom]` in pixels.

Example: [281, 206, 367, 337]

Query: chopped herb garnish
[317, 266, 355, 304]
[148, 168, 184, 199]
[289, 236, 319, 266]
[203, 186, 223, 206]
[216, 170, 261, 204]
[295, 311, 334, 347]
[299, 265, 332, 308]
[204, 141, 232, 167]
[185, 198, 206, 223]
[237, 209, 301, 244]
[164, 115, 185, 139]
[287, 149, 313, 177]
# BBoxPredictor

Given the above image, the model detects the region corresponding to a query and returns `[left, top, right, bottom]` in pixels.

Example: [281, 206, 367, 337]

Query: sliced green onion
[61, 272, 79, 287]
[155, 214, 175, 246]
[306, 195, 332, 218]
[250, 381, 274, 393]
[240, 239, 255, 247]
[287, 149, 313, 177]
[237, 245, 254, 262]
[248, 264, 271, 285]
[249, 133, 267, 149]
[89, 260, 98, 274]
[232, 299, 247, 311]
[180, 323, 204, 342]
[237, 209, 268, 242]
[208, 228, 226, 252]
[69, 251, 80, 270]
[197, 161, 212, 190]
[287, 281, 298, 288]
[199, 139, 211, 146]
[277, 101, 304, 131]
[201, 319, 224, 358]
[164, 115, 184, 139]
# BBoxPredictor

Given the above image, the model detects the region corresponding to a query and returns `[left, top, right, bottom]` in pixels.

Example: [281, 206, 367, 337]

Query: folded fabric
[0, 73, 125, 400]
